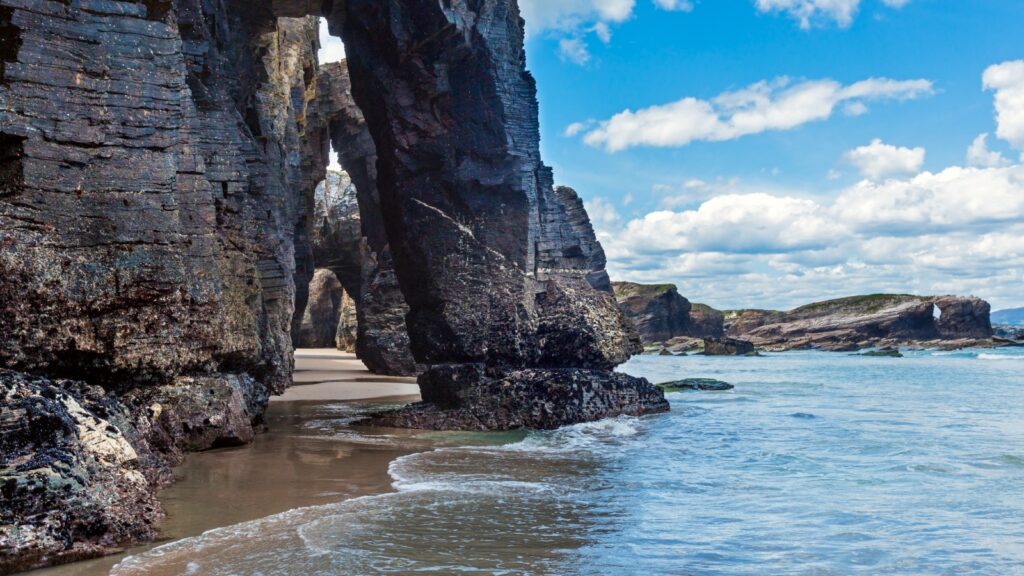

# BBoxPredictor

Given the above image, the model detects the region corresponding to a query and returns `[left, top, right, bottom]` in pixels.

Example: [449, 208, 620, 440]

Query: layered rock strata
[320, 1, 663, 428]
[724, 295, 995, 351]
[612, 282, 725, 346]
[0, 3, 329, 569]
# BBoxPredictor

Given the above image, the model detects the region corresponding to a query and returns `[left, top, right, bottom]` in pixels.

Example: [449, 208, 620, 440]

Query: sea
[106, 347, 1024, 575]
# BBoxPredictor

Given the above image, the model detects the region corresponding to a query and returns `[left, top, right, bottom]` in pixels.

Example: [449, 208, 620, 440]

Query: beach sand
[28, 350, 421, 576]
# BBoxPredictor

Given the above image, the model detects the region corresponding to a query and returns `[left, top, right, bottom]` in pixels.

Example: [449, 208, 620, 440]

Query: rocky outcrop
[0, 6, 327, 396]
[1, 371, 167, 573]
[1, 1, 663, 567]
[0, 4, 331, 569]
[373, 366, 668, 431]
[689, 304, 726, 339]
[613, 283, 693, 343]
[726, 295, 995, 351]
[295, 269, 346, 348]
[336, 290, 358, 353]
[327, 1, 661, 428]
[703, 337, 756, 356]
[612, 282, 725, 345]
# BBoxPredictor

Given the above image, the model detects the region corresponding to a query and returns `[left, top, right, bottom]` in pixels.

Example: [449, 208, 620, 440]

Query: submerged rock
[703, 338, 757, 356]
[856, 348, 904, 358]
[657, 378, 734, 391]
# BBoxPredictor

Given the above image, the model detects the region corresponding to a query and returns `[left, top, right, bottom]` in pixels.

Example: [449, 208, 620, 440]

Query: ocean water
[110, 348, 1024, 575]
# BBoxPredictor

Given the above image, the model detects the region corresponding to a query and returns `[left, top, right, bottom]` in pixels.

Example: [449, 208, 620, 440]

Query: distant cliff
[724, 294, 994, 351]
[611, 282, 724, 344]
[992, 307, 1024, 327]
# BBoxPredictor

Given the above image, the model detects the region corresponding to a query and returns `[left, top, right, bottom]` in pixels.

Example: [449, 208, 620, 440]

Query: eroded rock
[0, 371, 167, 574]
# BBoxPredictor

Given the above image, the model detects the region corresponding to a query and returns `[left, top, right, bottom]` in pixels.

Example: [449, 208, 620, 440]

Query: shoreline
[25, 350, 422, 576]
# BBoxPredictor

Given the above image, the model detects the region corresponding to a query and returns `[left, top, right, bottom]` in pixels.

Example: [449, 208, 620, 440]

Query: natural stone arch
[300, 1, 668, 428]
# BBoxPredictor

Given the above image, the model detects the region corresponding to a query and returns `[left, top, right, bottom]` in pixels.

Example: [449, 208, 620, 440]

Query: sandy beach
[28, 351, 421, 576]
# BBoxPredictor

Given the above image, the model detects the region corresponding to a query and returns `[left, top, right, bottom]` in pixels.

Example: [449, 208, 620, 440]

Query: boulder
[703, 337, 757, 356]
[657, 378, 735, 391]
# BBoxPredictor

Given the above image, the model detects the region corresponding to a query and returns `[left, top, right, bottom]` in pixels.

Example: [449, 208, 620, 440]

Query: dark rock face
[613, 283, 693, 343]
[373, 365, 668, 431]
[1, 370, 167, 573]
[328, 0, 656, 427]
[703, 338, 756, 356]
[0, 4, 328, 569]
[308, 165, 417, 375]
[726, 295, 995, 351]
[612, 282, 724, 344]
[689, 304, 726, 339]
[295, 269, 345, 349]
[934, 296, 992, 339]
[0, 5, 326, 396]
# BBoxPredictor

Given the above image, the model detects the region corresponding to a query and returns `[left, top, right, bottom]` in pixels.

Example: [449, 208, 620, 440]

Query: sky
[319, 1, 1024, 311]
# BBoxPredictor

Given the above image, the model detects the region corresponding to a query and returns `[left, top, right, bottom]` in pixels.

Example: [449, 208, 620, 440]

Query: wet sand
[29, 350, 421, 576]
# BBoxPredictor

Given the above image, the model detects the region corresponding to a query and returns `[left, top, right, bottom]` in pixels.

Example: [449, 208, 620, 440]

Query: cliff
[725, 294, 994, 351]
[612, 282, 724, 344]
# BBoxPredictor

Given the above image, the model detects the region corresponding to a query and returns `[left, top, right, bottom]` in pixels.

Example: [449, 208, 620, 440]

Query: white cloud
[579, 76, 933, 152]
[983, 60, 1024, 152]
[318, 18, 346, 64]
[597, 162, 1024, 310]
[756, 0, 860, 29]
[558, 38, 591, 65]
[519, 0, 636, 34]
[564, 122, 590, 137]
[843, 139, 925, 180]
[653, 0, 694, 11]
[583, 197, 623, 227]
[967, 133, 1010, 168]
[833, 164, 1024, 233]
[755, 0, 910, 29]
[592, 22, 613, 43]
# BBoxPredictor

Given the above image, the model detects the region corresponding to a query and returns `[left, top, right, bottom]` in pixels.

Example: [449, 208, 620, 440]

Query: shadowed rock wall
[0, 2, 330, 569]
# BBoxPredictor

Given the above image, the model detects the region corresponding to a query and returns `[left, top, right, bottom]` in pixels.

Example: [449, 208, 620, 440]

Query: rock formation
[295, 269, 347, 349]
[1, 371, 167, 573]
[613, 283, 693, 343]
[703, 337, 756, 356]
[308, 165, 417, 375]
[0, 0, 663, 566]
[0, 5, 330, 569]
[319, 1, 662, 429]
[336, 289, 358, 352]
[724, 294, 995, 351]
[612, 282, 725, 346]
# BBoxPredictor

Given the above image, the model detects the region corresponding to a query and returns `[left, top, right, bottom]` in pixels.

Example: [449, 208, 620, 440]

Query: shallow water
[95, 349, 1024, 574]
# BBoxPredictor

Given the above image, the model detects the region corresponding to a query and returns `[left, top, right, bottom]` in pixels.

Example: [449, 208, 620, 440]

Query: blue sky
[321, 1, 1024, 310]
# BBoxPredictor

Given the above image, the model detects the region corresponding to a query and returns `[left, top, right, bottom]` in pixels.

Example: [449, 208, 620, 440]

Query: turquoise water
[112, 348, 1024, 575]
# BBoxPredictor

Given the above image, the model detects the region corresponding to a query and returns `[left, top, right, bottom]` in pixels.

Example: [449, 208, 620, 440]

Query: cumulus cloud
[755, 0, 910, 29]
[983, 60, 1024, 153]
[578, 76, 933, 152]
[598, 162, 1024, 309]
[843, 139, 925, 180]
[967, 133, 1010, 168]
[318, 18, 346, 64]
